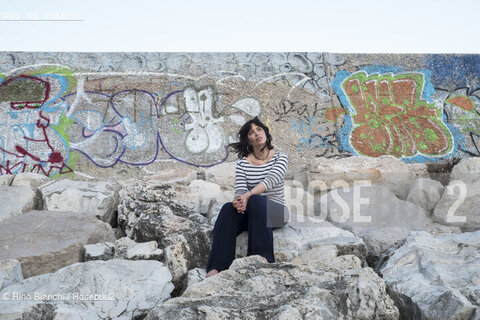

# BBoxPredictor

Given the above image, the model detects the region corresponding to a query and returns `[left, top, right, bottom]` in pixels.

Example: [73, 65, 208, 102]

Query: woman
[206, 116, 290, 278]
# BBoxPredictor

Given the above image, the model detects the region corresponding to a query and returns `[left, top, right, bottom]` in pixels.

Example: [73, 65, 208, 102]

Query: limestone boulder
[204, 161, 236, 190]
[127, 241, 163, 260]
[236, 213, 367, 263]
[84, 237, 163, 261]
[316, 184, 461, 264]
[84, 242, 114, 261]
[0, 174, 14, 186]
[432, 179, 480, 231]
[0, 259, 23, 291]
[11, 172, 50, 190]
[0, 259, 174, 320]
[39, 179, 120, 225]
[450, 157, 480, 184]
[146, 255, 399, 320]
[307, 155, 428, 199]
[0, 186, 36, 222]
[185, 179, 222, 215]
[0, 210, 115, 278]
[406, 178, 444, 214]
[117, 181, 212, 294]
[379, 231, 480, 320]
[286, 164, 309, 190]
[182, 268, 206, 295]
[112, 236, 137, 258]
[11, 173, 50, 209]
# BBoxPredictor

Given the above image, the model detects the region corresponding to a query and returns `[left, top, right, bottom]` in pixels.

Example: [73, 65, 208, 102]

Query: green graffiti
[50, 114, 77, 178]
[340, 71, 453, 158]
[424, 128, 438, 142]
[29, 66, 76, 93]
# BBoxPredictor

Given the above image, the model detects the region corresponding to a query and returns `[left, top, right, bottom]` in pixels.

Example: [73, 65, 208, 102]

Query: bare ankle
[206, 269, 218, 278]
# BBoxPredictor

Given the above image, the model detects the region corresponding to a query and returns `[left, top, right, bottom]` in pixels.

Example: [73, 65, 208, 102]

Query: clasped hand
[233, 193, 249, 214]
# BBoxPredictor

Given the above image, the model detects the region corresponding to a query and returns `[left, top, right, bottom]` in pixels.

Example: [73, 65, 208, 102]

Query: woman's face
[247, 123, 266, 148]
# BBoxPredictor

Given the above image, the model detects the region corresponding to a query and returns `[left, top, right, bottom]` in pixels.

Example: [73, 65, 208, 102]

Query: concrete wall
[0, 52, 479, 178]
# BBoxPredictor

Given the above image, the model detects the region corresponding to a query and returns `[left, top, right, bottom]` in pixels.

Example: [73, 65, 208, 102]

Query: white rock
[236, 213, 367, 263]
[117, 181, 212, 295]
[0, 210, 115, 278]
[317, 184, 460, 262]
[0, 175, 14, 186]
[164, 235, 189, 288]
[0, 259, 23, 291]
[205, 161, 236, 190]
[379, 231, 480, 319]
[308, 155, 428, 199]
[284, 182, 307, 213]
[0, 259, 174, 320]
[0, 186, 36, 222]
[84, 237, 163, 261]
[451, 157, 480, 184]
[186, 179, 222, 215]
[146, 255, 399, 319]
[406, 178, 444, 213]
[84, 242, 114, 261]
[144, 168, 197, 185]
[127, 241, 163, 260]
[113, 237, 136, 257]
[433, 179, 480, 231]
[11, 173, 50, 190]
[39, 179, 120, 225]
[289, 245, 338, 264]
[181, 267, 206, 294]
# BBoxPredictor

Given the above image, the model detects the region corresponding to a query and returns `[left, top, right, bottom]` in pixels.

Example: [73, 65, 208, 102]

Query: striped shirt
[234, 150, 288, 206]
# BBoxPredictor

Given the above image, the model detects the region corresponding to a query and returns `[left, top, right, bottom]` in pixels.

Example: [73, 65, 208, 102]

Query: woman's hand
[234, 193, 250, 214]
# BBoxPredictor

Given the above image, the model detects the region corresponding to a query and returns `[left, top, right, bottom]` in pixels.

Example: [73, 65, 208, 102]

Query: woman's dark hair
[228, 116, 274, 158]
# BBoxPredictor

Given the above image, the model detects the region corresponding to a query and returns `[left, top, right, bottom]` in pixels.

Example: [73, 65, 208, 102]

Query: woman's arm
[234, 160, 248, 197]
[238, 153, 288, 208]
[260, 153, 288, 191]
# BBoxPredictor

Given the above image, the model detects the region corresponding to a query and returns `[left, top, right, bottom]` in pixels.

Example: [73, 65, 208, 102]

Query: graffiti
[4, 53, 480, 176]
[290, 116, 330, 150]
[269, 99, 321, 123]
[60, 81, 264, 169]
[0, 75, 50, 110]
[332, 69, 454, 160]
[0, 111, 73, 175]
[171, 114, 191, 135]
[183, 87, 225, 154]
[440, 88, 480, 156]
[0, 67, 76, 176]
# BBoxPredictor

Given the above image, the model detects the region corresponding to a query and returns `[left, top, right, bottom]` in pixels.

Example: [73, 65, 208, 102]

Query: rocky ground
[0, 155, 479, 319]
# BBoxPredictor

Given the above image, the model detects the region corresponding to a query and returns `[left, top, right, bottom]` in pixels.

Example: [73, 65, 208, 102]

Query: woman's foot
[261, 256, 268, 263]
[206, 269, 218, 278]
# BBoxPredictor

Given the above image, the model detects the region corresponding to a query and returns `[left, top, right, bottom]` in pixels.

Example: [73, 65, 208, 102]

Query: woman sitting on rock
[206, 116, 290, 278]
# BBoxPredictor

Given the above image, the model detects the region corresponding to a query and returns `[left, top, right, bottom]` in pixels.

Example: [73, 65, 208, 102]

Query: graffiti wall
[0, 52, 479, 177]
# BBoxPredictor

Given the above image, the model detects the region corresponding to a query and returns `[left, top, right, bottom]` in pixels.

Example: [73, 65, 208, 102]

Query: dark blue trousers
[206, 194, 289, 273]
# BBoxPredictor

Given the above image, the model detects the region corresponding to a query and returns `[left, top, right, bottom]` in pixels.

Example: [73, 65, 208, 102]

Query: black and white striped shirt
[234, 151, 288, 206]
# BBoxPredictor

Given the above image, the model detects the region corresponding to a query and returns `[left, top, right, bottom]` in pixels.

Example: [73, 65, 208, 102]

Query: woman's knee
[221, 202, 235, 211]
[217, 202, 235, 218]
[248, 194, 266, 206]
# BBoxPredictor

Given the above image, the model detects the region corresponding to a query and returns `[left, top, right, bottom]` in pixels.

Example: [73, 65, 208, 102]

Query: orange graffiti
[446, 96, 475, 111]
[341, 71, 453, 158]
[324, 107, 347, 122]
